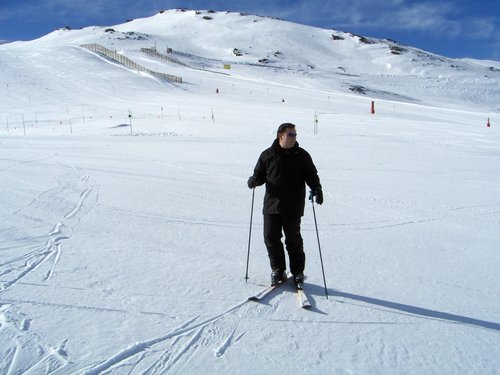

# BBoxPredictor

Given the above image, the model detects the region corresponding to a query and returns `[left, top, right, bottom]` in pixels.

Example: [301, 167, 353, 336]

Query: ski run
[1, 8, 499, 375]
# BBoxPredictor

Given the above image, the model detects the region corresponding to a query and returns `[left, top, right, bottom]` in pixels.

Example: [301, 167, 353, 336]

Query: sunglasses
[286, 132, 297, 137]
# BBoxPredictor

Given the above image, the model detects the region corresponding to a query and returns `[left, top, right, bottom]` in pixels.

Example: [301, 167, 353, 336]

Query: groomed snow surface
[1, 9, 499, 375]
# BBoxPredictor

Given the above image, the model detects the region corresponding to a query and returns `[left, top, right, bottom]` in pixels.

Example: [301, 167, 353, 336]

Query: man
[247, 123, 323, 287]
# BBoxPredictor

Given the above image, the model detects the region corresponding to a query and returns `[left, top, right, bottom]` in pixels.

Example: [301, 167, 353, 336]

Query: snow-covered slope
[0, 8, 499, 375]
[2, 8, 500, 115]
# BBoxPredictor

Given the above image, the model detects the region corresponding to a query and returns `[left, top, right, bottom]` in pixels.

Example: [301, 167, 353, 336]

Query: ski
[248, 284, 281, 302]
[248, 278, 310, 308]
[293, 276, 311, 309]
[297, 286, 311, 309]
[248, 277, 288, 302]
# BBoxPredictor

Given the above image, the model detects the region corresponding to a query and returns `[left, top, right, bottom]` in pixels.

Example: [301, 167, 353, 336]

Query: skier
[247, 123, 323, 287]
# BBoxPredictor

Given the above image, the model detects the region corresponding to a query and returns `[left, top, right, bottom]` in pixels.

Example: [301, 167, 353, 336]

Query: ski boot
[271, 269, 287, 286]
[293, 274, 304, 290]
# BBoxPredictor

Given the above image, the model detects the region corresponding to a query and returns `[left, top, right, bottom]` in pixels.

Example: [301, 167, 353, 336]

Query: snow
[1, 8, 499, 375]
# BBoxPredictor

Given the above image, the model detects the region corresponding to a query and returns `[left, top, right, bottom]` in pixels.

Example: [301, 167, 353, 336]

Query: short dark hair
[277, 123, 295, 138]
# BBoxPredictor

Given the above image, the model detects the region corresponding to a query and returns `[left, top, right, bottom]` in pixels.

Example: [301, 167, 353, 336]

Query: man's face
[279, 127, 297, 149]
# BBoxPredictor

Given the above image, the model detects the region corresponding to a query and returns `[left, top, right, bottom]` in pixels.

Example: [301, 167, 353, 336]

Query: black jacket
[251, 139, 321, 217]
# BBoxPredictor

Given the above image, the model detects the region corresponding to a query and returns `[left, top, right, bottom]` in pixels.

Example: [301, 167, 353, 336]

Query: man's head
[277, 123, 297, 149]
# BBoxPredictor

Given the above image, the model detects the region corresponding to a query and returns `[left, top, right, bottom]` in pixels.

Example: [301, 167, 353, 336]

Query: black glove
[247, 176, 258, 189]
[311, 189, 323, 205]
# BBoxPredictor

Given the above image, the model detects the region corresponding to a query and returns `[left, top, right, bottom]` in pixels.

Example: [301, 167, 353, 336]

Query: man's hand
[312, 189, 323, 205]
[247, 176, 258, 189]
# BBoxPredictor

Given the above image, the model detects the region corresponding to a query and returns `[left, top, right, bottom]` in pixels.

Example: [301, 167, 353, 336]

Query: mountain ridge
[1, 8, 499, 113]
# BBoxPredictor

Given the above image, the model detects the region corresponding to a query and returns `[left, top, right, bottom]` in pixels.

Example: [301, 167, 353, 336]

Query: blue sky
[1, 0, 499, 60]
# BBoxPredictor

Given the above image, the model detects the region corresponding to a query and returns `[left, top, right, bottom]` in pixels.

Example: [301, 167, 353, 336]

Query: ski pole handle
[309, 189, 314, 202]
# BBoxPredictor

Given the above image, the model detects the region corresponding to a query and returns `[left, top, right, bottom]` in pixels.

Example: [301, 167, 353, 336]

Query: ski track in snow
[15, 341, 70, 374]
[64, 176, 93, 220]
[66, 277, 322, 374]
[0, 305, 71, 374]
[0, 167, 96, 292]
[73, 289, 299, 374]
[76, 303, 246, 374]
[0, 231, 68, 291]
[0, 161, 98, 374]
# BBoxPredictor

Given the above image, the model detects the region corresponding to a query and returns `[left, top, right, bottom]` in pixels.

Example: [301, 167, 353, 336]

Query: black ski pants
[263, 213, 305, 275]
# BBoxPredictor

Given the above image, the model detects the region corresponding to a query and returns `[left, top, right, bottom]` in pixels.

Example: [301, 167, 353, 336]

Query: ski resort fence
[140, 48, 190, 68]
[140, 47, 229, 76]
[80, 44, 183, 83]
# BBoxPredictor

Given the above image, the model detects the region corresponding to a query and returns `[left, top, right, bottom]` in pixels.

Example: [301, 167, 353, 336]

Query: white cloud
[2, 0, 136, 22]
[463, 17, 496, 39]
[242, 0, 497, 41]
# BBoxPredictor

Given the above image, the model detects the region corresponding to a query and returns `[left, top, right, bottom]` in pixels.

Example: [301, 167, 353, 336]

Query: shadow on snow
[320, 286, 500, 331]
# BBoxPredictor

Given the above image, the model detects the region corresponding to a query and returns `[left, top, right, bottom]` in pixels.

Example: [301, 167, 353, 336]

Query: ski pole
[310, 190, 329, 299]
[245, 188, 255, 282]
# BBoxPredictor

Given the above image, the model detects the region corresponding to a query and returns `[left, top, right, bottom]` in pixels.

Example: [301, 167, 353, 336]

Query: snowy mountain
[2, 8, 500, 115]
[1, 8, 499, 375]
